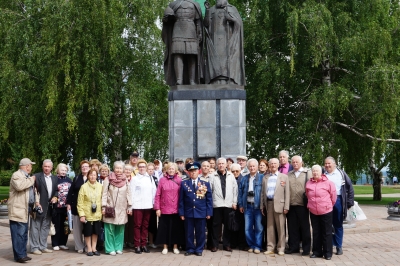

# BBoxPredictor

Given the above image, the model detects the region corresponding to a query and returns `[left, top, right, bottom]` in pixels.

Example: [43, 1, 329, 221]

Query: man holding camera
[30, 159, 58, 255]
[238, 159, 264, 254]
[8, 158, 37, 263]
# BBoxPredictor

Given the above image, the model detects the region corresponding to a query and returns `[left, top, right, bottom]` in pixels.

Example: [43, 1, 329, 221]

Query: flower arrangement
[0, 198, 8, 205]
[388, 200, 400, 208]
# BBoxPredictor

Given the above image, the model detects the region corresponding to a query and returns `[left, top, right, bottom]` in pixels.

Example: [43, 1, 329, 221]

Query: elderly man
[286, 156, 311, 255]
[199, 161, 211, 179]
[129, 151, 140, 176]
[261, 158, 290, 256]
[230, 163, 247, 250]
[278, 150, 293, 174]
[208, 157, 238, 252]
[30, 159, 58, 255]
[324, 156, 354, 255]
[238, 159, 264, 254]
[8, 158, 37, 263]
[179, 162, 213, 256]
[237, 155, 249, 175]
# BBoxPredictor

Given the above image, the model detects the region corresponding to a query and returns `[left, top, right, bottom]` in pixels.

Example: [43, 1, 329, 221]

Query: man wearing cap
[29, 159, 58, 255]
[8, 158, 37, 263]
[179, 162, 213, 256]
[128, 151, 140, 176]
[237, 155, 249, 176]
[208, 157, 238, 252]
[175, 158, 187, 178]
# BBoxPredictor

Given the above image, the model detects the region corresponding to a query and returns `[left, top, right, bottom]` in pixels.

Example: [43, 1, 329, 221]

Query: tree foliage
[0, 0, 170, 172]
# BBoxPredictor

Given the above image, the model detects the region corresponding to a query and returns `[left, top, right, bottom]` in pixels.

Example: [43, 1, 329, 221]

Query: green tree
[0, 0, 170, 172]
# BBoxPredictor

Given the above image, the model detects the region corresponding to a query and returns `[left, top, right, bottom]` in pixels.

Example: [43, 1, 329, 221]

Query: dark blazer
[66, 174, 87, 215]
[34, 172, 58, 217]
[179, 178, 213, 218]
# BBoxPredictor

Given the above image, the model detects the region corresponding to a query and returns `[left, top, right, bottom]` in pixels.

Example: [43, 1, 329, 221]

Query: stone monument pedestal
[168, 84, 246, 162]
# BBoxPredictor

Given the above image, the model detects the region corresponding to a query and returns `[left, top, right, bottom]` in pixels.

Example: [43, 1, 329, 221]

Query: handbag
[49, 222, 56, 236]
[104, 183, 119, 218]
[228, 210, 240, 231]
[302, 172, 308, 207]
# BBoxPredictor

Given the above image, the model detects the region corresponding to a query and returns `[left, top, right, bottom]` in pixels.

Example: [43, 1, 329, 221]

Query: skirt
[154, 214, 185, 246]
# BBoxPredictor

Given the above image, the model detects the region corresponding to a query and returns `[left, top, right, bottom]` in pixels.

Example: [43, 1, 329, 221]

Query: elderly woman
[66, 160, 91, 253]
[123, 164, 135, 248]
[130, 159, 157, 254]
[52, 163, 72, 251]
[258, 159, 269, 175]
[306, 165, 337, 260]
[153, 162, 184, 254]
[77, 169, 103, 256]
[99, 164, 110, 182]
[102, 161, 132, 255]
[147, 163, 159, 249]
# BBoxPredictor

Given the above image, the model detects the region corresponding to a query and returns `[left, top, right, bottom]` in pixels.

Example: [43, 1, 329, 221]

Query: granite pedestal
[168, 84, 246, 162]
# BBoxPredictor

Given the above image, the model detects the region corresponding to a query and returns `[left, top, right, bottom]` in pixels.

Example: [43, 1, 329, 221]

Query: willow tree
[236, 0, 400, 200]
[0, 0, 169, 172]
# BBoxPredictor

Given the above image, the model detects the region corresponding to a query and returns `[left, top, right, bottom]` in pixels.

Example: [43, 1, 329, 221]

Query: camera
[32, 206, 43, 214]
[247, 191, 254, 197]
[91, 203, 97, 213]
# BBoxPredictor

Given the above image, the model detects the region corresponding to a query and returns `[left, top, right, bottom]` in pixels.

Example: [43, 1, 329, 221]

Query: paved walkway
[0, 204, 399, 266]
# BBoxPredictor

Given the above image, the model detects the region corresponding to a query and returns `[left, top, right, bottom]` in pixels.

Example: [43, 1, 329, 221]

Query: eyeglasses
[138, 166, 146, 168]
[232, 170, 240, 173]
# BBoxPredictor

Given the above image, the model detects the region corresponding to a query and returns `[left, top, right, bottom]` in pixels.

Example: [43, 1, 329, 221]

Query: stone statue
[204, 0, 245, 86]
[162, 0, 204, 86]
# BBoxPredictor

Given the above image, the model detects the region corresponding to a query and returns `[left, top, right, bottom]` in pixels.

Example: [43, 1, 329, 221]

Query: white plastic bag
[67, 210, 73, 231]
[346, 201, 367, 222]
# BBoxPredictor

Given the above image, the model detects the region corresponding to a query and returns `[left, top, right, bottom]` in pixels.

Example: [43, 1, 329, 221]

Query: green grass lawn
[353, 185, 400, 194]
[0, 186, 9, 200]
[354, 197, 398, 206]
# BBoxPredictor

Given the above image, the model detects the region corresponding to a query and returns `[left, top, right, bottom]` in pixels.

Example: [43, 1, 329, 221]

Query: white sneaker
[162, 249, 168, 255]
[116, 250, 123, 254]
[77, 249, 84, 254]
[109, 251, 116, 256]
[53, 246, 60, 251]
[59, 245, 69, 250]
[173, 248, 180, 254]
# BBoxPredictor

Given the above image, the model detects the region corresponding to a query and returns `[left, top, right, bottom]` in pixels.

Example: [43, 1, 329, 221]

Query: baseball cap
[19, 158, 36, 166]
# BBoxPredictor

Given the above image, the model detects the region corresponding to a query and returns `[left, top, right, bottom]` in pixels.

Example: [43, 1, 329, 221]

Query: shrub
[0, 170, 13, 186]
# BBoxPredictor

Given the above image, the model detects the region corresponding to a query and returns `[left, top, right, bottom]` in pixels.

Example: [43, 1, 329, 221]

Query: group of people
[8, 150, 354, 263]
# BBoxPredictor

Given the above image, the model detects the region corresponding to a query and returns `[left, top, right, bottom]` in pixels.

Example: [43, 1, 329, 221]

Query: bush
[0, 170, 13, 186]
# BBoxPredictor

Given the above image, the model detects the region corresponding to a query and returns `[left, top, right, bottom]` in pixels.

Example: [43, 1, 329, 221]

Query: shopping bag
[67, 210, 73, 231]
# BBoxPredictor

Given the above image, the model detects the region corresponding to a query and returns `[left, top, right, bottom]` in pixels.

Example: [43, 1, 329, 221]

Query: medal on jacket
[280, 181, 286, 187]
[196, 182, 207, 199]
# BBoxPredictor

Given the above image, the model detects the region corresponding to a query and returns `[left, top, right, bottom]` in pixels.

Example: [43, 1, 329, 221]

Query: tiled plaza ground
[0, 204, 399, 266]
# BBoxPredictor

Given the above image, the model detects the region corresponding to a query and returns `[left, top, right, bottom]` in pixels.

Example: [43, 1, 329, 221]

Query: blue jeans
[244, 203, 263, 250]
[332, 196, 344, 248]
[10, 220, 28, 261]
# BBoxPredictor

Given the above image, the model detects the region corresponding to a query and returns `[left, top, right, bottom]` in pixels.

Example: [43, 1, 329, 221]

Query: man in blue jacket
[238, 158, 264, 254]
[179, 161, 213, 256]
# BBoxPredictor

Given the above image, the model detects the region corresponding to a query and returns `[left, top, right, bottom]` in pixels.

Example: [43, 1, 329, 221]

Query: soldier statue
[162, 0, 204, 86]
[204, 0, 245, 86]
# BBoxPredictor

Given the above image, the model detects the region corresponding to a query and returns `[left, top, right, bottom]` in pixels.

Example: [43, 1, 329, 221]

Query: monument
[164, 0, 246, 162]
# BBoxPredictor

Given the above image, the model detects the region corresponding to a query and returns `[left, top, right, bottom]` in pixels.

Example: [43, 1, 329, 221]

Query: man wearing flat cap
[179, 162, 213, 256]
[237, 155, 249, 176]
[8, 158, 37, 263]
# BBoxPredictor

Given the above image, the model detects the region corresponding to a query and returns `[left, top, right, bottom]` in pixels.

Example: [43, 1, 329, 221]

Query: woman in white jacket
[130, 159, 156, 254]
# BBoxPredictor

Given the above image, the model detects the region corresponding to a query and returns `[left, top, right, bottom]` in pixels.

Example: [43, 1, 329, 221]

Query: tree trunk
[371, 170, 382, 201]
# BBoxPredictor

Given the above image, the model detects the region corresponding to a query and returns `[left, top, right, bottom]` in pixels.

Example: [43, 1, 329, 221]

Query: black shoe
[22, 257, 32, 261]
[195, 252, 202, 256]
[87, 252, 93, 256]
[336, 247, 343, 255]
[141, 246, 150, 253]
[325, 256, 332, 260]
[223, 246, 232, 252]
[93, 251, 100, 256]
[134, 247, 142, 254]
[285, 249, 299, 254]
[310, 253, 323, 258]
[211, 247, 218, 252]
[184, 252, 193, 256]
[301, 252, 310, 256]
[16, 258, 26, 263]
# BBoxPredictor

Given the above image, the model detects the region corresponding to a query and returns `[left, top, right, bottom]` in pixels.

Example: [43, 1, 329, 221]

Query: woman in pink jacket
[153, 162, 184, 255]
[306, 165, 337, 260]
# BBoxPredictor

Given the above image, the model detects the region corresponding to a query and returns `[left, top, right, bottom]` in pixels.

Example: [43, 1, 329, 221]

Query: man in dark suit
[179, 161, 213, 256]
[30, 159, 58, 254]
[278, 150, 293, 174]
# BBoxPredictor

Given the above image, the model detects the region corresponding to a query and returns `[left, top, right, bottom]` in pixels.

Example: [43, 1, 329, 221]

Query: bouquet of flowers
[0, 198, 8, 205]
[196, 182, 207, 199]
[388, 200, 400, 208]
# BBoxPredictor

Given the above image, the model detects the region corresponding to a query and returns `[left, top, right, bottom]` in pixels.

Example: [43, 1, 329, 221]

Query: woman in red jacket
[306, 165, 337, 260]
[153, 162, 184, 255]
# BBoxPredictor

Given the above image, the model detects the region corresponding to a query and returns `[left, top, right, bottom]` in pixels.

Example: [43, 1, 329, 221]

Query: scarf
[108, 171, 127, 188]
